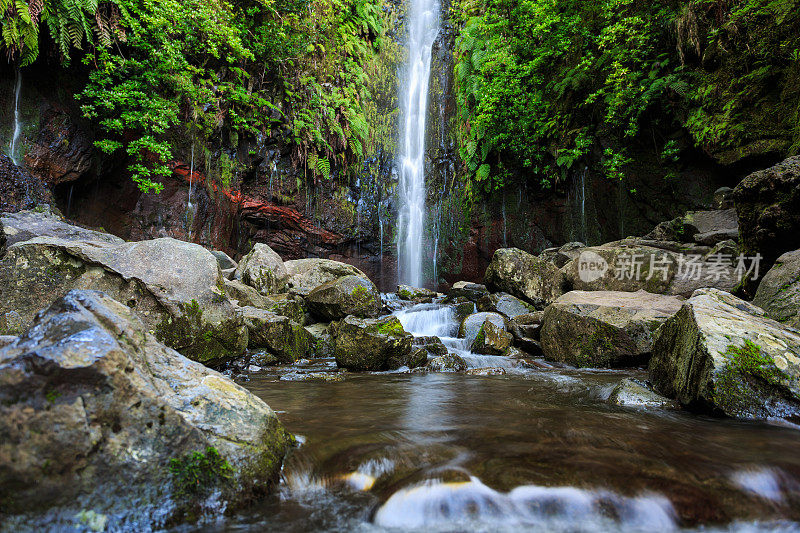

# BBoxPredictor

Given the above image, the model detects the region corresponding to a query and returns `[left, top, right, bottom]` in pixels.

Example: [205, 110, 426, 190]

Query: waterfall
[8, 68, 22, 165]
[187, 142, 195, 240]
[397, 0, 440, 288]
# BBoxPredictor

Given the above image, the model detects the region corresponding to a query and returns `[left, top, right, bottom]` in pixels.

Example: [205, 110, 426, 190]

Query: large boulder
[334, 315, 415, 371]
[235, 243, 288, 295]
[446, 281, 489, 302]
[561, 240, 741, 297]
[240, 307, 312, 363]
[284, 258, 367, 296]
[470, 320, 514, 355]
[733, 155, 800, 265]
[1, 208, 123, 251]
[753, 249, 800, 328]
[541, 290, 683, 368]
[682, 209, 739, 246]
[649, 288, 800, 419]
[0, 235, 247, 364]
[484, 248, 566, 308]
[458, 312, 506, 348]
[307, 275, 380, 321]
[0, 290, 292, 529]
[477, 292, 533, 319]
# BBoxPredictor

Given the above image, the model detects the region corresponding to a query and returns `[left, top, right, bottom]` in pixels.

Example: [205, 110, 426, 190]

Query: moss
[473, 324, 486, 348]
[576, 325, 617, 367]
[374, 318, 405, 337]
[169, 446, 234, 499]
[711, 340, 790, 417]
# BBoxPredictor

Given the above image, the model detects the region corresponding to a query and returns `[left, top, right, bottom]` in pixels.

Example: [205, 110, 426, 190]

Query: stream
[225, 302, 800, 532]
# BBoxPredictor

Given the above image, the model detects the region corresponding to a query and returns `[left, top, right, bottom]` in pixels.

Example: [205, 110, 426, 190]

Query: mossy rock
[307, 275, 380, 321]
[334, 315, 415, 371]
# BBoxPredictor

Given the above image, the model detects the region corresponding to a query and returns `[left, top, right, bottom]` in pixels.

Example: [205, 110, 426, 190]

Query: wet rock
[240, 306, 311, 363]
[402, 347, 430, 370]
[733, 155, 800, 264]
[0, 290, 292, 528]
[683, 209, 739, 246]
[0, 155, 53, 213]
[470, 320, 514, 356]
[561, 240, 739, 297]
[608, 378, 678, 409]
[541, 290, 683, 368]
[477, 292, 533, 319]
[251, 351, 280, 367]
[284, 258, 368, 297]
[714, 187, 734, 209]
[447, 298, 476, 323]
[235, 243, 288, 295]
[466, 367, 506, 376]
[1, 207, 123, 249]
[507, 313, 544, 356]
[427, 353, 468, 372]
[484, 248, 566, 308]
[539, 242, 585, 268]
[307, 275, 380, 321]
[649, 288, 800, 419]
[305, 323, 335, 358]
[0, 234, 247, 364]
[753, 249, 800, 328]
[0, 335, 15, 348]
[459, 312, 506, 348]
[334, 315, 415, 371]
[397, 284, 438, 301]
[412, 336, 449, 358]
[446, 281, 489, 302]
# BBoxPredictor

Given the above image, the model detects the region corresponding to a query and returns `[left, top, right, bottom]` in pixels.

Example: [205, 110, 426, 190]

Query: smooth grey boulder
[541, 290, 683, 368]
[608, 378, 678, 409]
[459, 312, 506, 348]
[307, 275, 380, 321]
[683, 209, 739, 245]
[211, 250, 237, 271]
[0, 290, 292, 529]
[0, 235, 247, 364]
[477, 292, 533, 319]
[484, 248, 566, 308]
[334, 315, 415, 371]
[239, 306, 311, 363]
[753, 249, 800, 328]
[649, 288, 800, 419]
[1, 208, 123, 252]
[284, 258, 367, 296]
[235, 243, 288, 295]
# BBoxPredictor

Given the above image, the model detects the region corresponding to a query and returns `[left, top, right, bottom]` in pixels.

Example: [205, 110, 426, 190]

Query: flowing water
[396, 0, 440, 288]
[225, 301, 800, 532]
[8, 68, 22, 165]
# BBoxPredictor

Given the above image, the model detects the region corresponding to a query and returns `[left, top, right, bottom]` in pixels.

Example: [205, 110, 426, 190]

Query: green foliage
[452, 0, 800, 201]
[169, 446, 234, 498]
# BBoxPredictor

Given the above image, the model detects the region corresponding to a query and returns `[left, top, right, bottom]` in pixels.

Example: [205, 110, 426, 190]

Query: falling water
[8, 68, 22, 165]
[502, 192, 508, 248]
[186, 142, 195, 240]
[397, 0, 440, 288]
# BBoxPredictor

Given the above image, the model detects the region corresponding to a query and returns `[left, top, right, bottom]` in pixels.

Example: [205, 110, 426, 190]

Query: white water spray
[8, 68, 22, 165]
[397, 0, 440, 288]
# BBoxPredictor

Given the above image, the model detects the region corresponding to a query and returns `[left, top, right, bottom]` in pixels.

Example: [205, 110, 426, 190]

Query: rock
[240, 307, 311, 363]
[304, 323, 335, 358]
[0, 290, 292, 528]
[334, 315, 415, 371]
[412, 336, 449, 358]
[541, 290, 683, 368]
[284, 258, 368, 296]
[470, 320, 514, 355]
[539, 242, 585, 268]
[307, 275, 380, 321]
[449, 298, 477, 323]
[508, 312, 544, 355]
[733, 155, 800, 264]
[466, 367, 507, 376]
[235, 243, 288, 295]
[753, 249, 800, 328]
[608, 378, 678, 408]
[225, 280, 306, 323]
[683, 209, 739, 245]
[562, 240, 740, 297]
[649, 288, 800, 419]
[484, 248, 566, 308]
[459, 312, 506, 348]
[211, 250, 237, 270]
[427, 353, 468, 372]
[1, 208, 123, 249]
[0, 235, 247, 364]
[714, 187, 734, 209]
[397, 284, 438, 301]
[477, 292, 533, 319]
[404, 347, 430, 369]
[0, 335, 15, 348]
[0, 155, 53, 213]
[251, 351, 280, 367]
[446, 281, 489, 302]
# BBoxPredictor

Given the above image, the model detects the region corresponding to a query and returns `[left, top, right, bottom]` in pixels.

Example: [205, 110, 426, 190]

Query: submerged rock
[753, 249, 800, 328]
[428, 353, 468, 372]
[484, 248, 566, 308]
[284, 258, 368, 297]
[608, 378, 678, 409]
[649, 288, 800, 419]
[541, 290, 683, 368]
[240, 306, 311, 363]
[307, 275, 380, 321]
[0, 290, 292, 529]
[0, 235, 247, 364]
[334, 315, 415, 371]
[235, 243, 288, 295]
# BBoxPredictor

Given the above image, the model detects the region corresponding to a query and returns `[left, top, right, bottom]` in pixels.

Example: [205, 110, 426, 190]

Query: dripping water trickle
[9, 68, 23, 166]
[397, 0, 440, 288]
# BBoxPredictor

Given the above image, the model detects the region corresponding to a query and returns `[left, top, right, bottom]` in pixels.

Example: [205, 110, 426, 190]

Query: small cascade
[8, 68, 22, 165]
[186, 142, 196, 240]
[397, 0, 440, 288]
